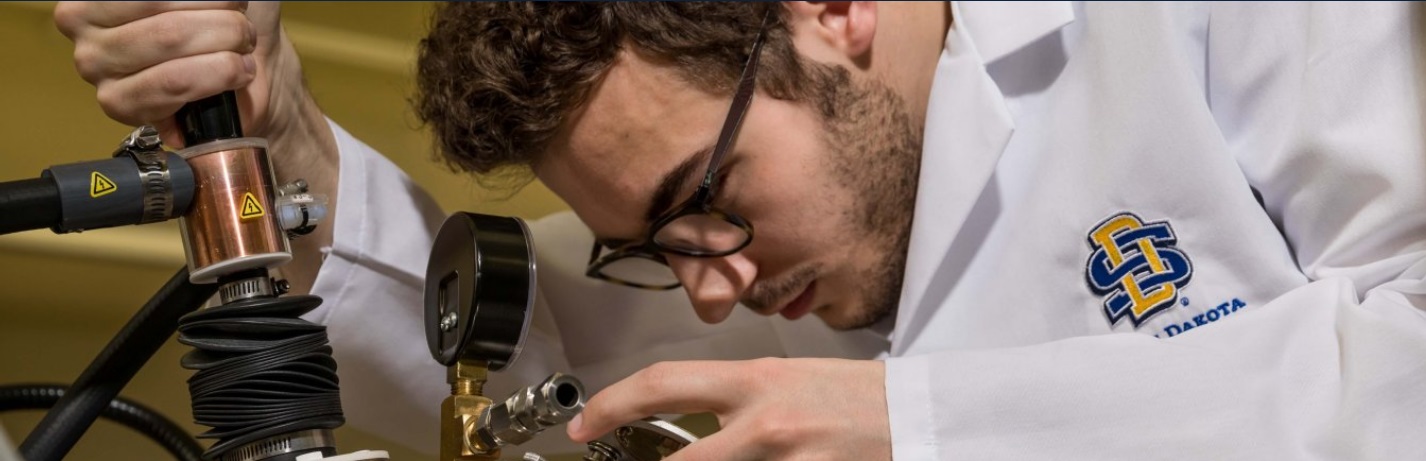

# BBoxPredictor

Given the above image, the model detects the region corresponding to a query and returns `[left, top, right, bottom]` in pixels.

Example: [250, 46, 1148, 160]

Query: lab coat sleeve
[884, 4, 1426, 459]
[302, 120, 578, 455]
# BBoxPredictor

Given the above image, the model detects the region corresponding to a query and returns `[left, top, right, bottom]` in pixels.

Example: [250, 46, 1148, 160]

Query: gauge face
[424, 212, 536, 370]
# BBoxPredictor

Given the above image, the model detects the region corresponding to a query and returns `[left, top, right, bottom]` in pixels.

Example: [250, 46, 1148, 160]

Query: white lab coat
[305, 2, 1426, 459]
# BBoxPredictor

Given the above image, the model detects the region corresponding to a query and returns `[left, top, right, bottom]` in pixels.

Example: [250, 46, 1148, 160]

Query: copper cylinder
[176, 138, 291, 284]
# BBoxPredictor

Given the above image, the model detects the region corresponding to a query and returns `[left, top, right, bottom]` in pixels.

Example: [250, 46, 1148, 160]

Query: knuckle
[72, 45, 103, 82]
[222, 12, 252, 47]
[94, 85, 119, 111]
[95, 85, 137, 124]
[747, 412, 800, 450]
[155, 67, 193, 98]
[150, 19, 186, 52]
[52, 3, 86, 36]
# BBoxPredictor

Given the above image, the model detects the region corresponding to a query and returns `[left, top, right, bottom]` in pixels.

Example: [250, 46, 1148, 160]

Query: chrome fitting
[475, 373, 586, 448]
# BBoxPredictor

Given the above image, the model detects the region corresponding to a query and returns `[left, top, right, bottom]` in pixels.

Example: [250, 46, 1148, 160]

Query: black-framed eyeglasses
[585, 10, 772, 290]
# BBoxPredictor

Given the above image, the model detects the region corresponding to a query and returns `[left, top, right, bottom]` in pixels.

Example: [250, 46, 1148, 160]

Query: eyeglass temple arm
[702, 10, 773, 189]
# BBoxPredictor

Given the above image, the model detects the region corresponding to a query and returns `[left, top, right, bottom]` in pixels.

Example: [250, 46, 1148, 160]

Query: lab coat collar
[889, 2, 1073, 355]
[956, 2, 1076, 65]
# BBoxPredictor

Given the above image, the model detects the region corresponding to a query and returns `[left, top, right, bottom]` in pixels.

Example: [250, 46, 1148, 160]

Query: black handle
[177, 91, 243, 146]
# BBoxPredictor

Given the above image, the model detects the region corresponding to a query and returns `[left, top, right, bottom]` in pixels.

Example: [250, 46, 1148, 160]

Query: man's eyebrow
[645, 145, 713, 223]
[591, 146, 711, 249]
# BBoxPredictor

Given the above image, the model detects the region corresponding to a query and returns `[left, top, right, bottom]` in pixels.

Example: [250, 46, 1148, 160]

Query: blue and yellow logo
[1085, 212, 1193, 327]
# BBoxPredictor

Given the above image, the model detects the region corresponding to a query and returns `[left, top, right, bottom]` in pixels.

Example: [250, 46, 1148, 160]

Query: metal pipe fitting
[475, 373, 586, 449]
[442, 360, 497, 461]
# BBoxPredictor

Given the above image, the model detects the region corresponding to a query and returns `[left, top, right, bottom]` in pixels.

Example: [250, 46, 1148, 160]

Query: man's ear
[783, 2, 878, 69]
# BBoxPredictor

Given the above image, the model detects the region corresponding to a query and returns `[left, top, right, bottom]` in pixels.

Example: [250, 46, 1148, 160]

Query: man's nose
[665, 253, 757, 324]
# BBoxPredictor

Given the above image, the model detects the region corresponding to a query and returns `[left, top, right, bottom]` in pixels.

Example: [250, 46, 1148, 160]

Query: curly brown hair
[415, 2, 820, 188]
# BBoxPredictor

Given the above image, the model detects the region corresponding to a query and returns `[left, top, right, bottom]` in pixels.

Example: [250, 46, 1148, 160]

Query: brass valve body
[442, 360, 500, 461]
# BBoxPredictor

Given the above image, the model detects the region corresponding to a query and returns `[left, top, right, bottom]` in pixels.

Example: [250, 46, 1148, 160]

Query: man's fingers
[96, 51, 255, 126]
[76, 9, 255, 83]
[56, 1, 245, 33]
[568, 361, 759, 443]
[57, 1, 264, 138]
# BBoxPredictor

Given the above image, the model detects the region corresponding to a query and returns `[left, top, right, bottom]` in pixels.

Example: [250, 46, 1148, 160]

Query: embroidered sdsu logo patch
[1085, 212, 1193, 327]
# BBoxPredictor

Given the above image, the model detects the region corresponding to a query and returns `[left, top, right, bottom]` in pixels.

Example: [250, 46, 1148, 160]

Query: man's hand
[568, 358, 892, 461]
[55, 1, 291, 146]
[55, 1, 338, 295]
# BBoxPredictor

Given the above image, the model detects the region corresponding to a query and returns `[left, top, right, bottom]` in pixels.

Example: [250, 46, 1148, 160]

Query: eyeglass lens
[652, 214, 750, 254]
[597, 253, 681, 288]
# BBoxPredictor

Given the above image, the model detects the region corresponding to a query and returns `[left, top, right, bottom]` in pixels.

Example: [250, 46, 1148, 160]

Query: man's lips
[777, 281, 817, 320]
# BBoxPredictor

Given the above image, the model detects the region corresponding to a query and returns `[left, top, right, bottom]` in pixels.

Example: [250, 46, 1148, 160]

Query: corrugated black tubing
[177, 294, 345, 459]
[0, 384, 202, 461]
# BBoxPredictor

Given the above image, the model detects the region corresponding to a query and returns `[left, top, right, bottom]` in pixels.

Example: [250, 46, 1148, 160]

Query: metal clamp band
[221, 429, 335, 461]
[218, 276, 276, 304]
[113, 126, 176, 224]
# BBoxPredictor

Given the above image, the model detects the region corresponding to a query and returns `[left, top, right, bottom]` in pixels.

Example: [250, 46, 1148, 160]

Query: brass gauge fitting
[442, 360, 499, 461]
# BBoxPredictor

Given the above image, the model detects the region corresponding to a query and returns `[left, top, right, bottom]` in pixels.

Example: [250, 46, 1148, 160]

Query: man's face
[536, 50, 920, 330]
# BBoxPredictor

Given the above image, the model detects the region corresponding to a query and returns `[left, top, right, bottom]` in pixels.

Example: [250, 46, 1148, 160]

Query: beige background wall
[0, 2, 570, 459]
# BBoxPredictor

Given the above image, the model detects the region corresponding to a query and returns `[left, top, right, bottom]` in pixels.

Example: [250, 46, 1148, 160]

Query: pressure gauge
[424, 212, 537, 370]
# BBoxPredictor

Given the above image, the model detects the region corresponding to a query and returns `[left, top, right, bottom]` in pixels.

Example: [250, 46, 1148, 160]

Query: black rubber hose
[0, 177, 61, 235]
[0, 384, 203, 461]
[19, 268, 218, 461]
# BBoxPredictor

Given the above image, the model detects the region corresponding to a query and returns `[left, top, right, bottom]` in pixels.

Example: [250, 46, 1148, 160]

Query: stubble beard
[812, 68, 923, 331]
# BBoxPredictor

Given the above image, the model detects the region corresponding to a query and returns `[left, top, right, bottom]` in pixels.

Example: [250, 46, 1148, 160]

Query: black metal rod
[19, 268, 217, 461]
[0, 177, 61, 235]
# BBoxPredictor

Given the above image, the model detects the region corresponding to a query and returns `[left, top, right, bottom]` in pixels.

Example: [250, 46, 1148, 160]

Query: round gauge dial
[424, 212, 537, 370]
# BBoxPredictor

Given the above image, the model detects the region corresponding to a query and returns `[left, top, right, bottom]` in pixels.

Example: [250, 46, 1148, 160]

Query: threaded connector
[474, 373, 586, 448]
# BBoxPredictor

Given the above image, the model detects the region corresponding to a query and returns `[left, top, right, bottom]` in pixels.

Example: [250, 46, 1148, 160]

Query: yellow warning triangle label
[90, 171, 117, 198]
[239, 192, 266, 220]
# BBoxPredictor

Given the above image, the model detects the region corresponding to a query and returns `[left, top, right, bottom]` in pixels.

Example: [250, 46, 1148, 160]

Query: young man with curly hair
[57, 2, 1426, 459]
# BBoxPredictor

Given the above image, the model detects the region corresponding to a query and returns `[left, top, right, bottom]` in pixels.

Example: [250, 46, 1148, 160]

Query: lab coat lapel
[891, 2, 1074, 355]
[956, 2, 1077, 64]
